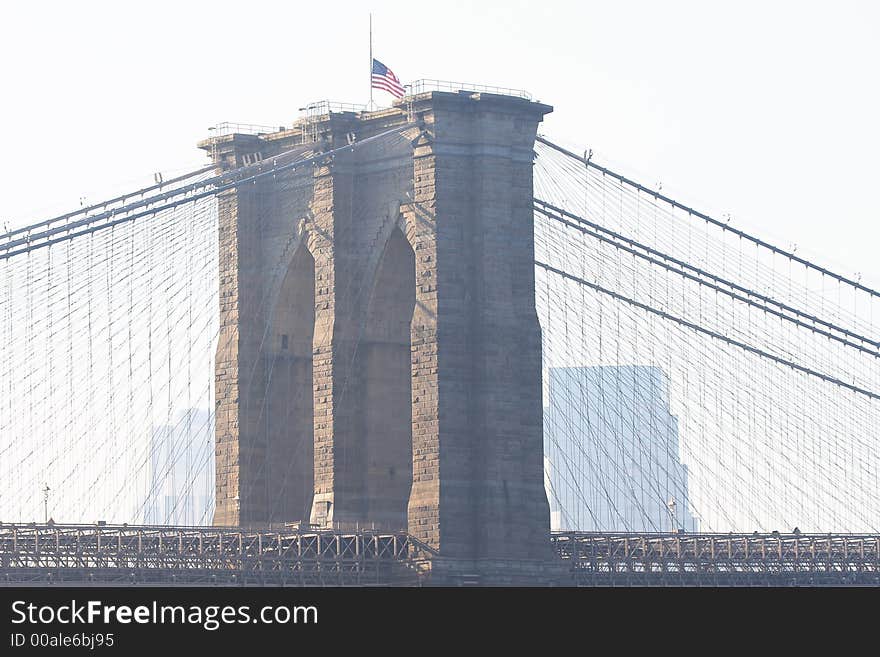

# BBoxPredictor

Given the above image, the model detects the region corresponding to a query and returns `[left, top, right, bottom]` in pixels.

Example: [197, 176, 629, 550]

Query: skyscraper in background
[144, 408, 213, 526]
[544, 366, 697, 532]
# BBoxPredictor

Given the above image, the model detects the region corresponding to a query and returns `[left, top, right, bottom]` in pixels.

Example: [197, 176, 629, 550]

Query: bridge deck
[2, 525, 879, 585]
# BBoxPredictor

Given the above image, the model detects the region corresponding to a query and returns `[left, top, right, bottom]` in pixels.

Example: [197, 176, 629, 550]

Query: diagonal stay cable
[536, 260, 880, 402]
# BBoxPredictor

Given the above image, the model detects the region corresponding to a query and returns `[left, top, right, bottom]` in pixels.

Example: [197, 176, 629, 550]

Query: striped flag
[371, 59, 405, 98]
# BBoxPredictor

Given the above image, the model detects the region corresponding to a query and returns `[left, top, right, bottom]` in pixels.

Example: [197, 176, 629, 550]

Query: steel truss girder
[4, 526, 880, 586]
[551, 532, 880, 586]
[0, 525, 421, 586]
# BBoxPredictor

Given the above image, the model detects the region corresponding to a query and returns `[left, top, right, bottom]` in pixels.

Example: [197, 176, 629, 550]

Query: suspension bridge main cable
[536, 136, 880, 299]
[536, 260, 880, 402]
[0, 125, 414, 262]
[533, 200, 880, 357]
[0, 164, 217, 244]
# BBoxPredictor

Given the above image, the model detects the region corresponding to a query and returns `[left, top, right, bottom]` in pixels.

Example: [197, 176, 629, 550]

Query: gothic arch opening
[360, 226, 416, 530]
[263, 243, 315, 524]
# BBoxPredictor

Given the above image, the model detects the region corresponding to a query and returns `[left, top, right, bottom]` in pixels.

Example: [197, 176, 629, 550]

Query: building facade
[544, 366, 698, 532]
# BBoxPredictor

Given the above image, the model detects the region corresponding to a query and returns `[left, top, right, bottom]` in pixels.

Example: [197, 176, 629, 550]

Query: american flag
[371, 59, 405, 98]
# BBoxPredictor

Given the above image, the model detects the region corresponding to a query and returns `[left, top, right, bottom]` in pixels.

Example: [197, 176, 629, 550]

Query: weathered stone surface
[205, 92, 555, 579]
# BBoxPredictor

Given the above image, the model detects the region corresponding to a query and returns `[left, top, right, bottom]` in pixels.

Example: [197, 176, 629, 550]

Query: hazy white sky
[1, 0, 877, 284]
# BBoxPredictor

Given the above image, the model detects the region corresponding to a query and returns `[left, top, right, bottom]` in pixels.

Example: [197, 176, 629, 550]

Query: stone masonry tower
[202, 90, 558, 579]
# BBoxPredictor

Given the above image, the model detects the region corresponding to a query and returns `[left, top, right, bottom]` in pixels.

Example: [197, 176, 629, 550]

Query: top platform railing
[206, 103, 368, 139]
[207, 85, 531, 141]
[405, 79, 532, 100]
[207, 122, 281, 137]
[298, 100, 368, 116]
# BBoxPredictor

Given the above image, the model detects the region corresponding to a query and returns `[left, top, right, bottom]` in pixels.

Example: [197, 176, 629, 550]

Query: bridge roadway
[1, 524, 878, 586]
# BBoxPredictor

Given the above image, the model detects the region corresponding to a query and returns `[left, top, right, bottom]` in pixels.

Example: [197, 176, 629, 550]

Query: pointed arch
[263, 242, 315, 523]
[359, 225, 416, 530]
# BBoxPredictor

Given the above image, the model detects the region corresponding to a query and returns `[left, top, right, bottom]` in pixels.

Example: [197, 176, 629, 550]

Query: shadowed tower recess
[205, 90, 557, 576]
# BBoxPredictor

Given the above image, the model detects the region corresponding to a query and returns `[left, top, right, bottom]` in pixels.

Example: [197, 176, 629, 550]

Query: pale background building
[544, 366, 698, 532]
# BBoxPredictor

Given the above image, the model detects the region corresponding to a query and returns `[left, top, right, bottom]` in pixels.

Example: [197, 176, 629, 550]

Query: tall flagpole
[369, 13, 373, 110]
